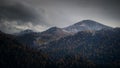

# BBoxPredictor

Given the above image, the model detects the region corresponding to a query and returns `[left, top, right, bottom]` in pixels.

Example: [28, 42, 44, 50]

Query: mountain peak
[47, 27, 60, 31]
[74, 20, 103, 26]
[81, 20, 97, 22]
[43, 27, 62, 33]
[63, 20, 112, 33]
[41, 26, 70, 38]
[15, 29, 34, 35]
[22, 29, 33, 33]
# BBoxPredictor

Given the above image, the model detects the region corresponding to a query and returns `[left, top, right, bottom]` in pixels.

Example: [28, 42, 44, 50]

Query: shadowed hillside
[0, 31, 93, 68]
[0, 31, 51, 68]
[41, 28, 120, 68]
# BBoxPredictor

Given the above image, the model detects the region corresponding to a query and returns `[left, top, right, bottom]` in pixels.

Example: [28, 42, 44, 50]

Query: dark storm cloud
[0, 0, 37, 22]
[0, 0, 49, 33]
[0, 0, 45, 25]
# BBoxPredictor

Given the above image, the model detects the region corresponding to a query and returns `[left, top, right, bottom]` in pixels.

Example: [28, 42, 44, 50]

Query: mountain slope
[16, 27, 70, 47]
[63, 20, 112, 33]
[41, 28, 120, 66]
[0, 31, 97, 68]
[35, 27, 70, 45]
[0, 31, 50, 68]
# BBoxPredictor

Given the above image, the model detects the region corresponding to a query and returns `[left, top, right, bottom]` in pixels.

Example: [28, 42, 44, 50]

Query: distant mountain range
[15, 27, 70, 47]
[0, 20, 120, 68]
[15, 20, 113, 46]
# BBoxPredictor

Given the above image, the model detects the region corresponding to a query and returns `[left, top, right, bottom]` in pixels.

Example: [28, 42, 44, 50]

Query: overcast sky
[0, 0, 120, 33]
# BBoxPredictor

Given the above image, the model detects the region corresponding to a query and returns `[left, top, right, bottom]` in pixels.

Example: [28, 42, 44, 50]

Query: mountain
[35, 27, 70, 45]
[63, 20, 112, 33]
[40, 28, 120, 66]
[0, 31, 96, 68]
[16, 20, 112, 47]
[0, 20, 120, 68]
[0, 31, 50, 68]
[16, 27, 70, 47]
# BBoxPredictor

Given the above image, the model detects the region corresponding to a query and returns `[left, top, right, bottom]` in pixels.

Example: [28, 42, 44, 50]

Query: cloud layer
[0, 0, 49, 33]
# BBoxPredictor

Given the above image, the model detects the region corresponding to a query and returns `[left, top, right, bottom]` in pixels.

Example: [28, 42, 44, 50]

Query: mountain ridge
[15, 20, 114, 47]
[15, 20, 112, 35]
